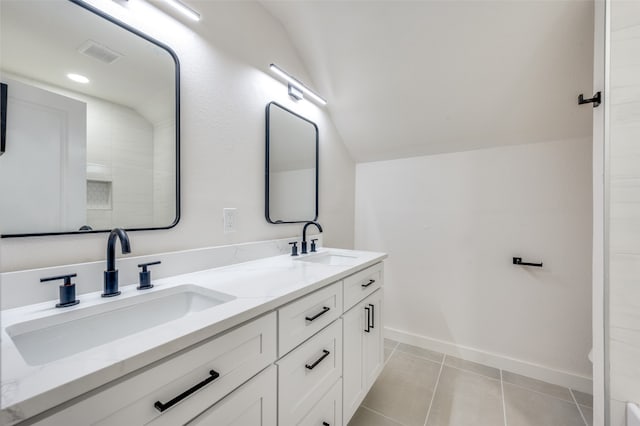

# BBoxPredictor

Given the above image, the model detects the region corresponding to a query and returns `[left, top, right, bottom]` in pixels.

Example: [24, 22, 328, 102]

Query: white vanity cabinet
[33, 313, 277, 426]
[16, 258, 386, 426]
[342, 267, 384, 425]
[275, 278, 344, 426]
[277, 262, 384, 426]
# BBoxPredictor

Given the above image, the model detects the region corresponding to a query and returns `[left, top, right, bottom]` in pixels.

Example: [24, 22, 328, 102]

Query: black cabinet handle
[364, 306, 371, 333]
[1, 82, 7, 156]
[361, 279, 376, 288]
[305, 306, 330, 322]
[154, 370, 220, 412]
[305, 349, 330, 370]
[323, 422, 330, 426]
[368, 303, 375, 329]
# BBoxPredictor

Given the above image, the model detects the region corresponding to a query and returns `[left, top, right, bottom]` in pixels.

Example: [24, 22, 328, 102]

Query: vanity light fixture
[67, 73, 90, 84]
[164, 0, 200, 21]
[288, 84, 304, 101]
[269, 63, 327, 106]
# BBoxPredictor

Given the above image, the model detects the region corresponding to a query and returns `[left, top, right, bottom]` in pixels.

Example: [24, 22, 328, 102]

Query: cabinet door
[186, 365, 277, 426]
[342, 289, 384, 425]
[363, 289, 384, 388]
[342, 299, 367, 424]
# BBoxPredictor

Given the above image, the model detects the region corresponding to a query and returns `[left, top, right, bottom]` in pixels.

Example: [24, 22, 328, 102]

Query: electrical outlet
[223, 208, 237, 233]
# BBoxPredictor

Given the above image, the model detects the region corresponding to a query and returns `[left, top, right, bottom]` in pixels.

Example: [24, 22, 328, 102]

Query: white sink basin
[6, 284, 234, 366]
[297, 251, 360, 266]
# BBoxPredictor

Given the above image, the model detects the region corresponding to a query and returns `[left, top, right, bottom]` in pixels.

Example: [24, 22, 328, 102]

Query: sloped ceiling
[260, 0, 594, 162]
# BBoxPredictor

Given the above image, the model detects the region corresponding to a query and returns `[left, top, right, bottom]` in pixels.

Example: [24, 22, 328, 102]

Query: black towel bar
[513, 257, 543, 268]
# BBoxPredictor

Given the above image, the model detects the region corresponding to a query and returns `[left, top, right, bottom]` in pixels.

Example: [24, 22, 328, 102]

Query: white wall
[355, 138, 593, 389]
[608, 0, 640, 423]
[0, 0, 355, 272]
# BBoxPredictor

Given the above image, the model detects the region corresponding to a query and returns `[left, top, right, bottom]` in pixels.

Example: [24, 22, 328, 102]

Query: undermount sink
[6, 284, 234, 366]
[297, 251, 360, 266]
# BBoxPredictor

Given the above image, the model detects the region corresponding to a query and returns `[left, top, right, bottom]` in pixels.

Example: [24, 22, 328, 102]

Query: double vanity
[1, 247, 386, 425]
[0, 1, 376, 424]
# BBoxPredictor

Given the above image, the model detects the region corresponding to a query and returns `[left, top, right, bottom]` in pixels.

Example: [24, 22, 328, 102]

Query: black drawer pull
[364, 306, 371, 333]
[305, 306, 330, 322]
[369, 303, 375, 329]
[323, 422, 330, 426]
[305, 349, 330, 370]
[154, 370, 220, 412]
[361, 279, 376, 288]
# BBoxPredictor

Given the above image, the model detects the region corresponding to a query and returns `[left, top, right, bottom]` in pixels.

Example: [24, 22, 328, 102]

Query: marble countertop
[0, 248, 386, 424]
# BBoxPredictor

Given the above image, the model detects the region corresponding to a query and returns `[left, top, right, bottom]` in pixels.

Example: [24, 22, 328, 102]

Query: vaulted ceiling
[260, 0, 594, 163]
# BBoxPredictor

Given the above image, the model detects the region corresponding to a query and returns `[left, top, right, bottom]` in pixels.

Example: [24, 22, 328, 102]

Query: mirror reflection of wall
[266, 102, 318, 223]
[0, 0, 178, 236]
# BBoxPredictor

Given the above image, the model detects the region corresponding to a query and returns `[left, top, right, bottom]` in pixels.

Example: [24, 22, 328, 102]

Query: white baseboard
[385, 326, 593, 394]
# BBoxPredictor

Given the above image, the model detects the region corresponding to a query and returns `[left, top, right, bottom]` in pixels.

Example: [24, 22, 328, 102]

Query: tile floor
[348, 339, 593, 426]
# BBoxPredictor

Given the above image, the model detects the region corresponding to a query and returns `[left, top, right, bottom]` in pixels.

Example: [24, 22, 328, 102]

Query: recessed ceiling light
[67, 73, 90, 84]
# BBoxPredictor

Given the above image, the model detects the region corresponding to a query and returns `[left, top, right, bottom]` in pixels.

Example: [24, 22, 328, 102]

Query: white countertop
[0, 248, 386, 424]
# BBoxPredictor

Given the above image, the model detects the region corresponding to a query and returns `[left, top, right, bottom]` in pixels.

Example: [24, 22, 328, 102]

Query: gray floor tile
[395, 342, 444, 363]
[581, 405, 593, 426]
[384, 346, 393, 362]
[384, 338, 399, 350]
[502, 370, 574, 402]
[362, 350, 441, 426]
[348, 407, 403, 426]
[504, 383, 586, 426]
[571, 389, 593, 408]
[444, 355, 501, 380]
[425, 366, 503, 426]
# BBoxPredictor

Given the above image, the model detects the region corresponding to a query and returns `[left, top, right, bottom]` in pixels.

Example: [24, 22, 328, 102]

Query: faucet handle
[310, 239, 319, 252]
[289, 241, 299, 256]
[137, 261, 161, 290]
[41, 273, 79, 308]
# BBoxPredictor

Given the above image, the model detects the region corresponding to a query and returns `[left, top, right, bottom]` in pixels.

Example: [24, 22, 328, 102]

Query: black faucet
[301, 221, 323, 254]
[103, 228, 131, 297]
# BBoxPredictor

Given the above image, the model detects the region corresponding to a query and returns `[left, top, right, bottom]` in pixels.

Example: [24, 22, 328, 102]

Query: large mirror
[0, 0, 179, 237]
[265, 102, 318, 223]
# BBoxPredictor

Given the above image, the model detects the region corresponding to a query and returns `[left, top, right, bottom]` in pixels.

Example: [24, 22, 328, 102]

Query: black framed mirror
[265, 102, 318, 224]
[0, 0, 180, 237]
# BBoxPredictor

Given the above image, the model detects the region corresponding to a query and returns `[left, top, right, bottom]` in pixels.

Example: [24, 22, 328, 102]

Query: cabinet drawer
[277, 319, 342, 426]
[343, 262, 382, 311]
[278, 281, 342, 356]
[185, 365, 277, 426]
[296, 378, 342, 426]
[36, 313, 277, 426]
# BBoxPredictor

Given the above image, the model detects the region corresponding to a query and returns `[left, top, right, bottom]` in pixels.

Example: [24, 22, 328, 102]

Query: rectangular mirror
[0, 0, 180, 237]
[265, 102, 318, 224]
